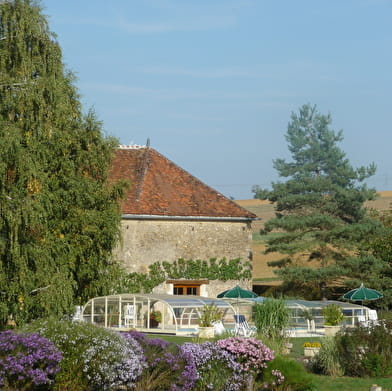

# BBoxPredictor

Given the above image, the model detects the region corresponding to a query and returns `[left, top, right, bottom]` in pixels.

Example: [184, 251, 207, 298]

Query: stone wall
[152, 279, 253, 297]
[114, 218, 253, 274]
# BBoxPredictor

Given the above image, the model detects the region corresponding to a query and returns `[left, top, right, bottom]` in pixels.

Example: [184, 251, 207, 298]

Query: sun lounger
[233, 315, 257, 337]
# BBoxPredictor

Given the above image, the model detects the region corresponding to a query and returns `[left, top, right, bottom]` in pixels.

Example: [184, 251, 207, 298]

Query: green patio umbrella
[217, 285, 258, 299]
[217, 285, 257, 314]
[342, 283, 383, 317]
[342, 283, 383, 302]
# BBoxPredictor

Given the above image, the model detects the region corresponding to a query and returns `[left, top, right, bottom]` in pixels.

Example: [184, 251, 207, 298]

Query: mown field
[236, 191, 392, 283]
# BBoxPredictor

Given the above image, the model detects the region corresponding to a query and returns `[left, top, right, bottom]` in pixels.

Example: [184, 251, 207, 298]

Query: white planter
[198, 326, 215, 338]
[304, 347, 320, 357]
[324, 325, 341, 336]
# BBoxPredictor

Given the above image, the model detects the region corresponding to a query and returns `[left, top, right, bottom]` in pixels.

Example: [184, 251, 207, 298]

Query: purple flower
[125, 331, 198, 391]
[0, 330, 62, 389]
[182, 341, 246, 391]
[217, 337, 275, 373]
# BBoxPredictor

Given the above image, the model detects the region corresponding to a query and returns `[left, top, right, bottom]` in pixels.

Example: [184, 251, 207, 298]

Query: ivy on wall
[115, 258, 252, 294]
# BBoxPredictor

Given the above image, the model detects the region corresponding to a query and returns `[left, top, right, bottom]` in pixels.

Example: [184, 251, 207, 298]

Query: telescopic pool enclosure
[80, 294, 373, 336]
[222, 298, 372, 328]
[81, 294, 236, 335]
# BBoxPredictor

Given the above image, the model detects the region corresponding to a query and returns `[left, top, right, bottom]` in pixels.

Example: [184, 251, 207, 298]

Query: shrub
[322, 304, 343, 326]
[310, 337, 343, 377]
[217, 336, 284, 388]
[334, 321, 392, 377]
[0, 330, 62, 390]
[24, 318, 145, 390]
[262, 355, 316, 391]
[217, 336, 275, 372]
[182, 341, 245, 391]
[128, 330, 198, 391]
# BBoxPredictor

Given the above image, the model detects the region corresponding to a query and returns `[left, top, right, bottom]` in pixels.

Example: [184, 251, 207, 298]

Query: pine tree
[255, 104, 381, 299]
[344, 209, 392, 309]
[0, 0, 126, 325]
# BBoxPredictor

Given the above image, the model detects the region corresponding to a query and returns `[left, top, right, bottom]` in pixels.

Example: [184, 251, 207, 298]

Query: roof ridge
[134, 147, 151, 202]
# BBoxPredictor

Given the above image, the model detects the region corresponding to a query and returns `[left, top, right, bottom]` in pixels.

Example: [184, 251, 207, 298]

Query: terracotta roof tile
[108, 146, 256, 219]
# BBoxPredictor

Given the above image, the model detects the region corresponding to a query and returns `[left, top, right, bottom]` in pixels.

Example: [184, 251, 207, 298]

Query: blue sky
[42, 0, 392, 199]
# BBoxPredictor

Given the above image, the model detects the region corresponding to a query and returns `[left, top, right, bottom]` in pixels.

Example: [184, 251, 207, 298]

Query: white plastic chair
[124, 304, 135, 327]
[368, 310, 380, 326]
[233, 315, 257, 337]
[357, 315, 368, 327]
[72, 306, 82, 322]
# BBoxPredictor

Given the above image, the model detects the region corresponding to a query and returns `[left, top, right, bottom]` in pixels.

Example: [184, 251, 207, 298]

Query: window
[173, 284, 199, 296]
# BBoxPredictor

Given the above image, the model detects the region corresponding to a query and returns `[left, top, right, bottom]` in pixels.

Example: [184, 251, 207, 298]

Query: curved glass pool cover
[81, 294, 236, 334]
[222, 298, 371, 327]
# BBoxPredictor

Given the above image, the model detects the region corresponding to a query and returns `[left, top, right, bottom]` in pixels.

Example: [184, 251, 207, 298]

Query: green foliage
[252, 185, 271, 200]
[322, 304, 344, 326]
[0, 0, 127, 326]
[160, 257, 252, 281]
[300, 309, 314, 321]
[262, 355, 317, 391]
[334, 322, 392, 377]
[349, 209, 392, 310]
[253, 298, 290, 341]
[149, 310, 162, 323]
[337, 255, 392, 310]
[117, 257, 252, 293]
[311, 336, 343, 377]
[255, 104, 380, 294]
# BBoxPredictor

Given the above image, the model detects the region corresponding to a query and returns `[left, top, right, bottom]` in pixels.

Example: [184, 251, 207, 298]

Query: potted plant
[149, 310, 162, 328]
[322, 304, 344, 336]
[198, 303, 222, 338]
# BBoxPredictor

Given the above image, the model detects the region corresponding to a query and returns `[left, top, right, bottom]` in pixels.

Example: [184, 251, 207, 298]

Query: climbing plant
[117, 258, 252, 294]
[0, 0, 126, 326]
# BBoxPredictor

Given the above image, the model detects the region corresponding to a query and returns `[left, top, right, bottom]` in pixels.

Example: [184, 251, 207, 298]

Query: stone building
[109, 145, 257, 297]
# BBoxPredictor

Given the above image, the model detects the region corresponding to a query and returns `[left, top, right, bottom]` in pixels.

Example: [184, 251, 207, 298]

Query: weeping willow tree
[0, 0, 127, 326]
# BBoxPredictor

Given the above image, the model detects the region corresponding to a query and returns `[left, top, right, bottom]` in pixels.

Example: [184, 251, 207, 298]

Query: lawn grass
[146, 333, 194, 345]
[288, 337, 323, 359]
[313, 375, 392, 391]
[148, 333, 392, 390]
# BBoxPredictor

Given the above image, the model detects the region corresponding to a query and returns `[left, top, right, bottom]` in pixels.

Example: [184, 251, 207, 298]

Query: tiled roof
[108, 145, 256, 219]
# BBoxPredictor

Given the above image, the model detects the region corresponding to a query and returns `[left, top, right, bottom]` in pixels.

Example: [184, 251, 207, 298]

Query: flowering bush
[128, 330, 198, 391]
[24, 318, 145, 390]
[217, 337, 274, 372]
[0, 330, 62, 390]
[182, 341, 245, 391]
[217, 336, 284, 389]
[303, 342, 321, 348]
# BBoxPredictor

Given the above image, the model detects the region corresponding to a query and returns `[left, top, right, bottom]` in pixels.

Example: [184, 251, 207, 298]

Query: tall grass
[253, 298, 290, 341]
